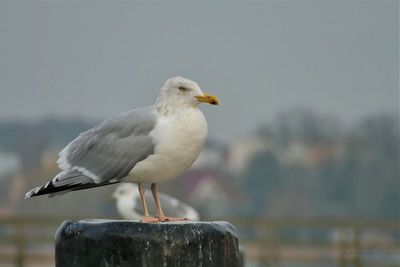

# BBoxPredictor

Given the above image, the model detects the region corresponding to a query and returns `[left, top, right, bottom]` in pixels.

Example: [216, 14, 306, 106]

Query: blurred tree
[348, 114, 399, 219]
[244, 151, 282, 216]
[259, 108, 342, 146]
[0, 119, 94, 169]
[254, 110, 398, 219]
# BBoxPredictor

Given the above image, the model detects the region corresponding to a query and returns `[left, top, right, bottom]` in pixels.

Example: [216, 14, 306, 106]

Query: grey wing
[57, 105, 157, 184]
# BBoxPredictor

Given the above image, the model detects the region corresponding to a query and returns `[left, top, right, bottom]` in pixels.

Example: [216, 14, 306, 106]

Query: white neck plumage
[156, 96, 198, 117]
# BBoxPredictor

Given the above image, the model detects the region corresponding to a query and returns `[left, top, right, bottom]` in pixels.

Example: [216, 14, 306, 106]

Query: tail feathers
[25, 170, 118, 199]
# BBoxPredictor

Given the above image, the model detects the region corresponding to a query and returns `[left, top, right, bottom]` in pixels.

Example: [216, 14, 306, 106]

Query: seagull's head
[112, 183, 137, 200]
[112, 183, 143, 220]
[157, 76, 220, 108]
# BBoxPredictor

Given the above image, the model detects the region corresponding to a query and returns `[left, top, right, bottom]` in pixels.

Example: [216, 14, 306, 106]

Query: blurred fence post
[55, 219, 242, 267]
[352, 229, 363, 267]
[14, 223, 24, 267]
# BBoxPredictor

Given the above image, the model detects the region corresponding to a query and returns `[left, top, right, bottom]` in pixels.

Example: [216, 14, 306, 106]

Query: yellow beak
[195, 93, 220, 105]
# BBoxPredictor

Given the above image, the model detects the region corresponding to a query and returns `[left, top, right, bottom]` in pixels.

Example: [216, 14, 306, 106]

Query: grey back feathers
[25, 106, 157, 198]
[58, 106, 157, 183]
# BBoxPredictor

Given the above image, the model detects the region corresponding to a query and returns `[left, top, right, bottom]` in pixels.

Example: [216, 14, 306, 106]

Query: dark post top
[55, 219, 241, 267]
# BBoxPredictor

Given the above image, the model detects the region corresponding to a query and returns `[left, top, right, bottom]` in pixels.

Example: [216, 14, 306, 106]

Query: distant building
[0, 153, 21, 215]
[181, 169, 247, 217]
[227, 136, 269, 175]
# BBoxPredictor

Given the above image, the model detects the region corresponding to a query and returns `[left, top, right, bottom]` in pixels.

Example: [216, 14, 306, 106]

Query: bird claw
[140, 216, 160, 223]
[140, 214, 191, 223]
[157, 216, 190, 222]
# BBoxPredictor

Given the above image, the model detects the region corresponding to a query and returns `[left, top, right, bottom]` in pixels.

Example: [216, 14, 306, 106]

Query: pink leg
[151, 183, 189, 222]
[138, 182, 159, 223]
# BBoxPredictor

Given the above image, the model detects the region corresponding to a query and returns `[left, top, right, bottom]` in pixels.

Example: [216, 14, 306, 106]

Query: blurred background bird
[112, 183, 200, 221]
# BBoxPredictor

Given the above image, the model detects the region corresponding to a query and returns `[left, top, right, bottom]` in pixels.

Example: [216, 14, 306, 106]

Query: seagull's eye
[179, 86, 189, 92]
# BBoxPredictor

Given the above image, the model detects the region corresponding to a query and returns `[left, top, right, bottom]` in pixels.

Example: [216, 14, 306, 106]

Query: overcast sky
[0, 1, 398, 141]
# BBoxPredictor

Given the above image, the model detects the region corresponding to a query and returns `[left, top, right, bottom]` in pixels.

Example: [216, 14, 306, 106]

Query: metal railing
[0, 215, 398, 267]
[226, 217, 399, 267]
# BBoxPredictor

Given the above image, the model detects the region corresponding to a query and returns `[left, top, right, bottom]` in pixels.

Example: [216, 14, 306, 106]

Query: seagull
[113, 183, 200, 221]
[25, 76, 219, 222]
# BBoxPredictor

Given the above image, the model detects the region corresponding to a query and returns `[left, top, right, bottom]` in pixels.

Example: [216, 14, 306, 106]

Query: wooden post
[55, 219, 241, 267]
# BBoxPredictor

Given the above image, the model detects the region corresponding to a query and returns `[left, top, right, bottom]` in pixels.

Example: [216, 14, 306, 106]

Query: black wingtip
[25, 180, 120, 199]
